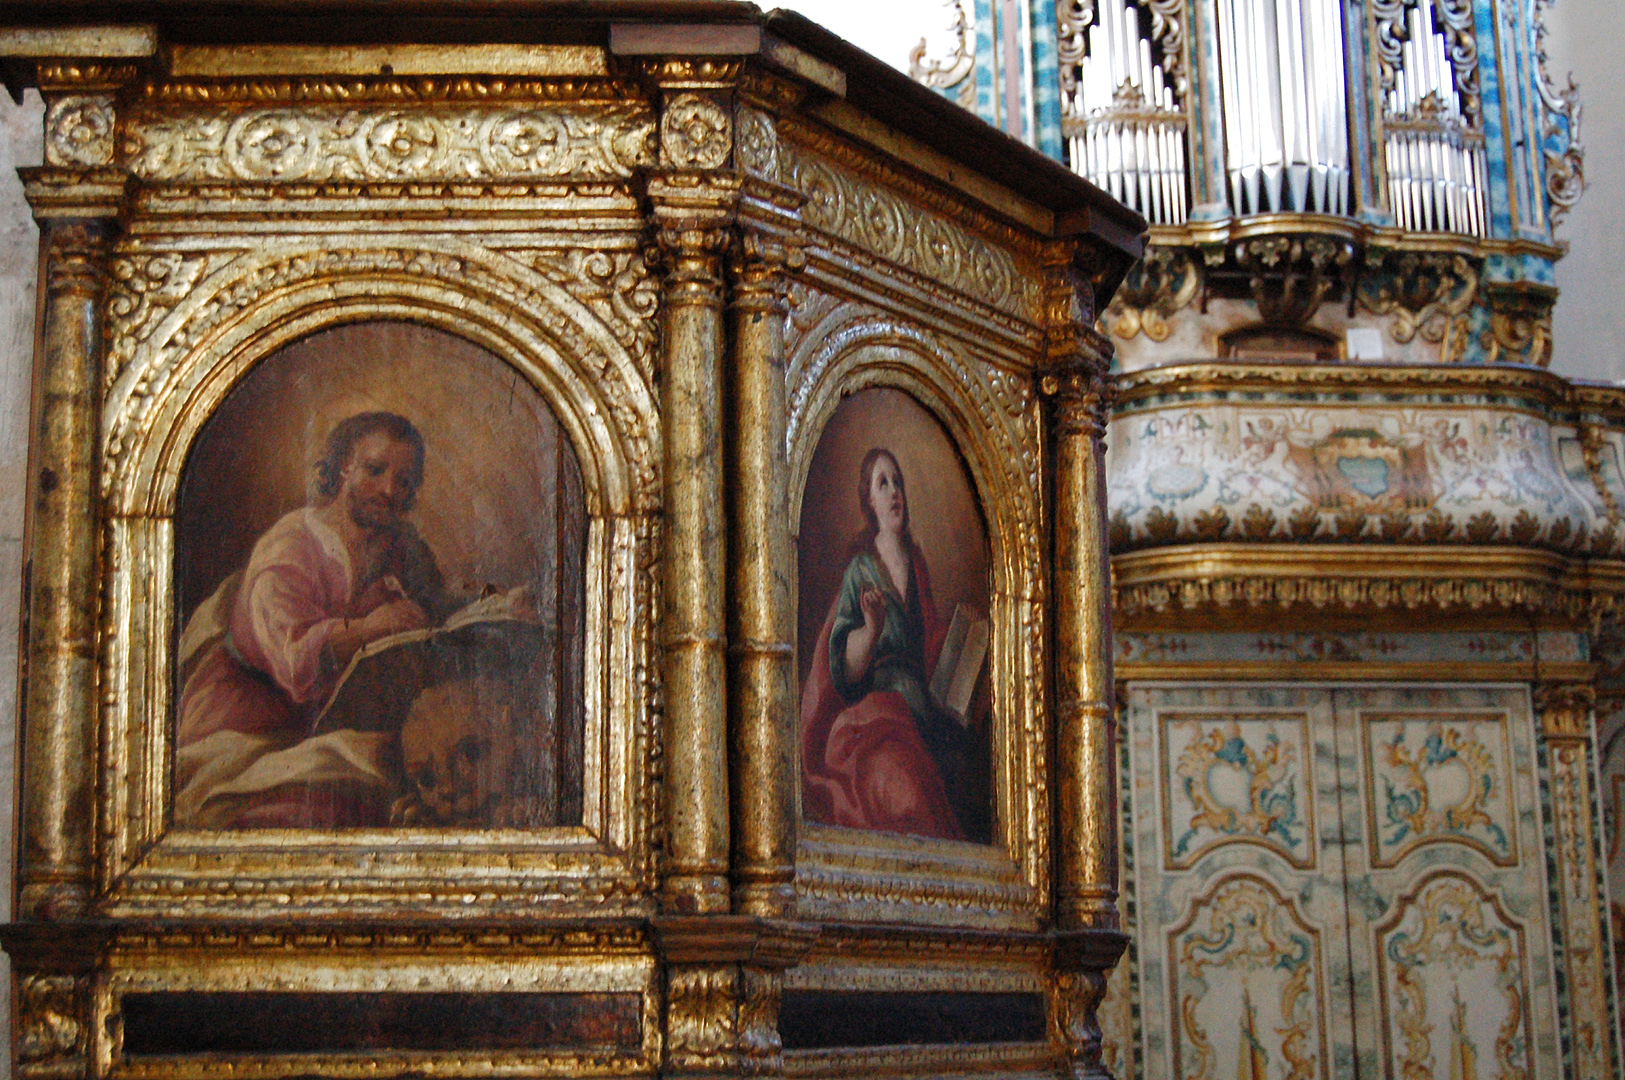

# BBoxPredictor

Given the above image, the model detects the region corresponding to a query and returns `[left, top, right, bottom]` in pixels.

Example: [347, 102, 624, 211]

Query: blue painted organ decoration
[912, 0, 1583, 366]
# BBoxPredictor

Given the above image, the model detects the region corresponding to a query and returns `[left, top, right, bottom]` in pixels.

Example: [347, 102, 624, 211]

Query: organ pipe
[1383, 0, 1488, 236]
[1215, 0, 1350, 216]
[1060, 0, 1188, 225]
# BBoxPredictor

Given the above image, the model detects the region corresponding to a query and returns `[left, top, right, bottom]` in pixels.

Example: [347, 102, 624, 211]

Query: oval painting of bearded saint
[173, 321, 586, 830]
[798, 387, 993, 844]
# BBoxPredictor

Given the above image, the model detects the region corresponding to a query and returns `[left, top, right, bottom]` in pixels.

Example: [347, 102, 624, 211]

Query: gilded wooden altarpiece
[0, 5, 1144, 1080]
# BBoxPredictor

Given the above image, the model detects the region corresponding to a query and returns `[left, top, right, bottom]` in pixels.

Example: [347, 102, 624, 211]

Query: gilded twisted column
[1534, 683, 1622, 1080]
[15, 199, 114, 921]
[727, 191, 801, 920]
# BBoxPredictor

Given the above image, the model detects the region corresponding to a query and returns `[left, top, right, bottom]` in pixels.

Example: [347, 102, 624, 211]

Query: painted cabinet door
[1334, 685, 1563, 1080]
[1118, 684, 1563, 1080]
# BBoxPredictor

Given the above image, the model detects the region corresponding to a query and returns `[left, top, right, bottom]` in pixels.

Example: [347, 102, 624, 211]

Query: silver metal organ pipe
[1215, 0, 1348, 216]
[1379, 0, 1486, 236]
[1066, 0, 1189, 225]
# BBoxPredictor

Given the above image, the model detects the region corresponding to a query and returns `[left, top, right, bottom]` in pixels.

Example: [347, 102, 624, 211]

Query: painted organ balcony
[915, 0, 1583, 368]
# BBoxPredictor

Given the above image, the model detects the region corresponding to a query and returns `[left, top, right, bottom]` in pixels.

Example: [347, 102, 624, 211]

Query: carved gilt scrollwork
[125, 103, 658, 182]
[1533, 0, 1584, 223]
[1374, 0, 1478, 122]
[1371, 0, 1410, 96]
[909, 0, 976, 108]
[1102, 245, 1199, 342]
[1355, 250, 1477, 362]
[1478, 280, 1556, 368]
[523, 247, 661, 358]
[16, 974, 85, 1080]
[1433, 0, 1481, 123]
[1236, 235, 1353, 327]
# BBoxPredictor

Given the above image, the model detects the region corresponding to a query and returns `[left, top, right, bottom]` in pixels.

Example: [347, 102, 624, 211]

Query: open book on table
[311, 588, 550, 736]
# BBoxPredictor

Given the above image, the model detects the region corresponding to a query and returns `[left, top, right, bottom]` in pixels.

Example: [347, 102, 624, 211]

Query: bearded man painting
[174, 411, 456, 829]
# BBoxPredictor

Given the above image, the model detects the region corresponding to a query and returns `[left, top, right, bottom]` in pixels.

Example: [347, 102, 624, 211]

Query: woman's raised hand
[859, 586, 887, 630]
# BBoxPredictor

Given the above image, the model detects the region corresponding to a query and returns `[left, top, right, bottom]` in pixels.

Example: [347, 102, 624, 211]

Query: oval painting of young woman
[173, 321, 586, 831]
[798, 387, 993, 844]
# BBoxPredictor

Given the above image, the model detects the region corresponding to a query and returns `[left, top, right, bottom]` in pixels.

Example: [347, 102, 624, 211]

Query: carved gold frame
[94, 112, 662, 918]
[782, 127, 1052, 932]
[2, 13, 1144, 1079]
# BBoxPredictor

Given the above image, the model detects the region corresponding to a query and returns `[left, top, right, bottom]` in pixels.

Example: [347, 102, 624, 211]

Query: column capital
[1040, 364, 1116, 440]
[21, 166, 130, 224]
[1535, 682, 1595, 741]
[649, 174, 742, 258]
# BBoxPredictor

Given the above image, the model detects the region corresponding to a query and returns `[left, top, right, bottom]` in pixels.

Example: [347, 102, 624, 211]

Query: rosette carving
[660, 93, 732, 169]
[734, 106, 779, 181]
[45, 95, 115, 167]
[126, 104, 657, 183]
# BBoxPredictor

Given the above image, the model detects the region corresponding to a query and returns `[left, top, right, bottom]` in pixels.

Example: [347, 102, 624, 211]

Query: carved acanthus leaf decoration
[1433, 0, 1481, 123]
[105, 251, 215, 394]
[1534, 0, 1584, 222]
[125, 104, 657, 183]
[17, 975, 83, 1076]
[1372, 0, 1409, 95]
[520, 247, 659, 358]
[665, 966, 741, 1072]
[1478, 281, 1556, 368]
[1059, 0, 1186, 110]
[1374, 0, 1479, 123]
[1236, 235, 1353, 327]
[1144, 0, 1188, 101]
[909, 0, 976, 104]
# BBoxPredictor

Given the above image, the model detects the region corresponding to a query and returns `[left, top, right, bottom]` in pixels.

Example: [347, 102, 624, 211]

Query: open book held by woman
[800, 448, 985, 842]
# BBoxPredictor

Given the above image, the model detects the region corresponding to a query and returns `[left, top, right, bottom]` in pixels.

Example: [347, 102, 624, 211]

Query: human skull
[395, 676, 517, 826]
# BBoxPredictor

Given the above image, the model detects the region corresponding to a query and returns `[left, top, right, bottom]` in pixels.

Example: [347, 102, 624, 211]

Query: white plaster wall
[1546, 0, 1625, 382]
[0, 87, 42, 1080]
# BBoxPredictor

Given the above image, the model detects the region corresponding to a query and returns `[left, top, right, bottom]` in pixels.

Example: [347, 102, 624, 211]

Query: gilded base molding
[1112, 543, 1625, 625]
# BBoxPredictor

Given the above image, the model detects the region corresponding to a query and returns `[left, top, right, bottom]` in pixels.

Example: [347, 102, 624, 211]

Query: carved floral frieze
[781, 141, 1040, 320]
[123, 103, 658, 183]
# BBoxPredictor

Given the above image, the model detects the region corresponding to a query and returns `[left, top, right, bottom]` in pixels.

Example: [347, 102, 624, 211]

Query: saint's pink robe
[799, 543, 962, 841]
[176, 508, 428, 828]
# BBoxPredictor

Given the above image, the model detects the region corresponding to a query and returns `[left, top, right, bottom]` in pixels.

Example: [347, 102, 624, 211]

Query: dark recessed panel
[779, 990, 1046, 1049]
[120, 991, 641, 1056]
